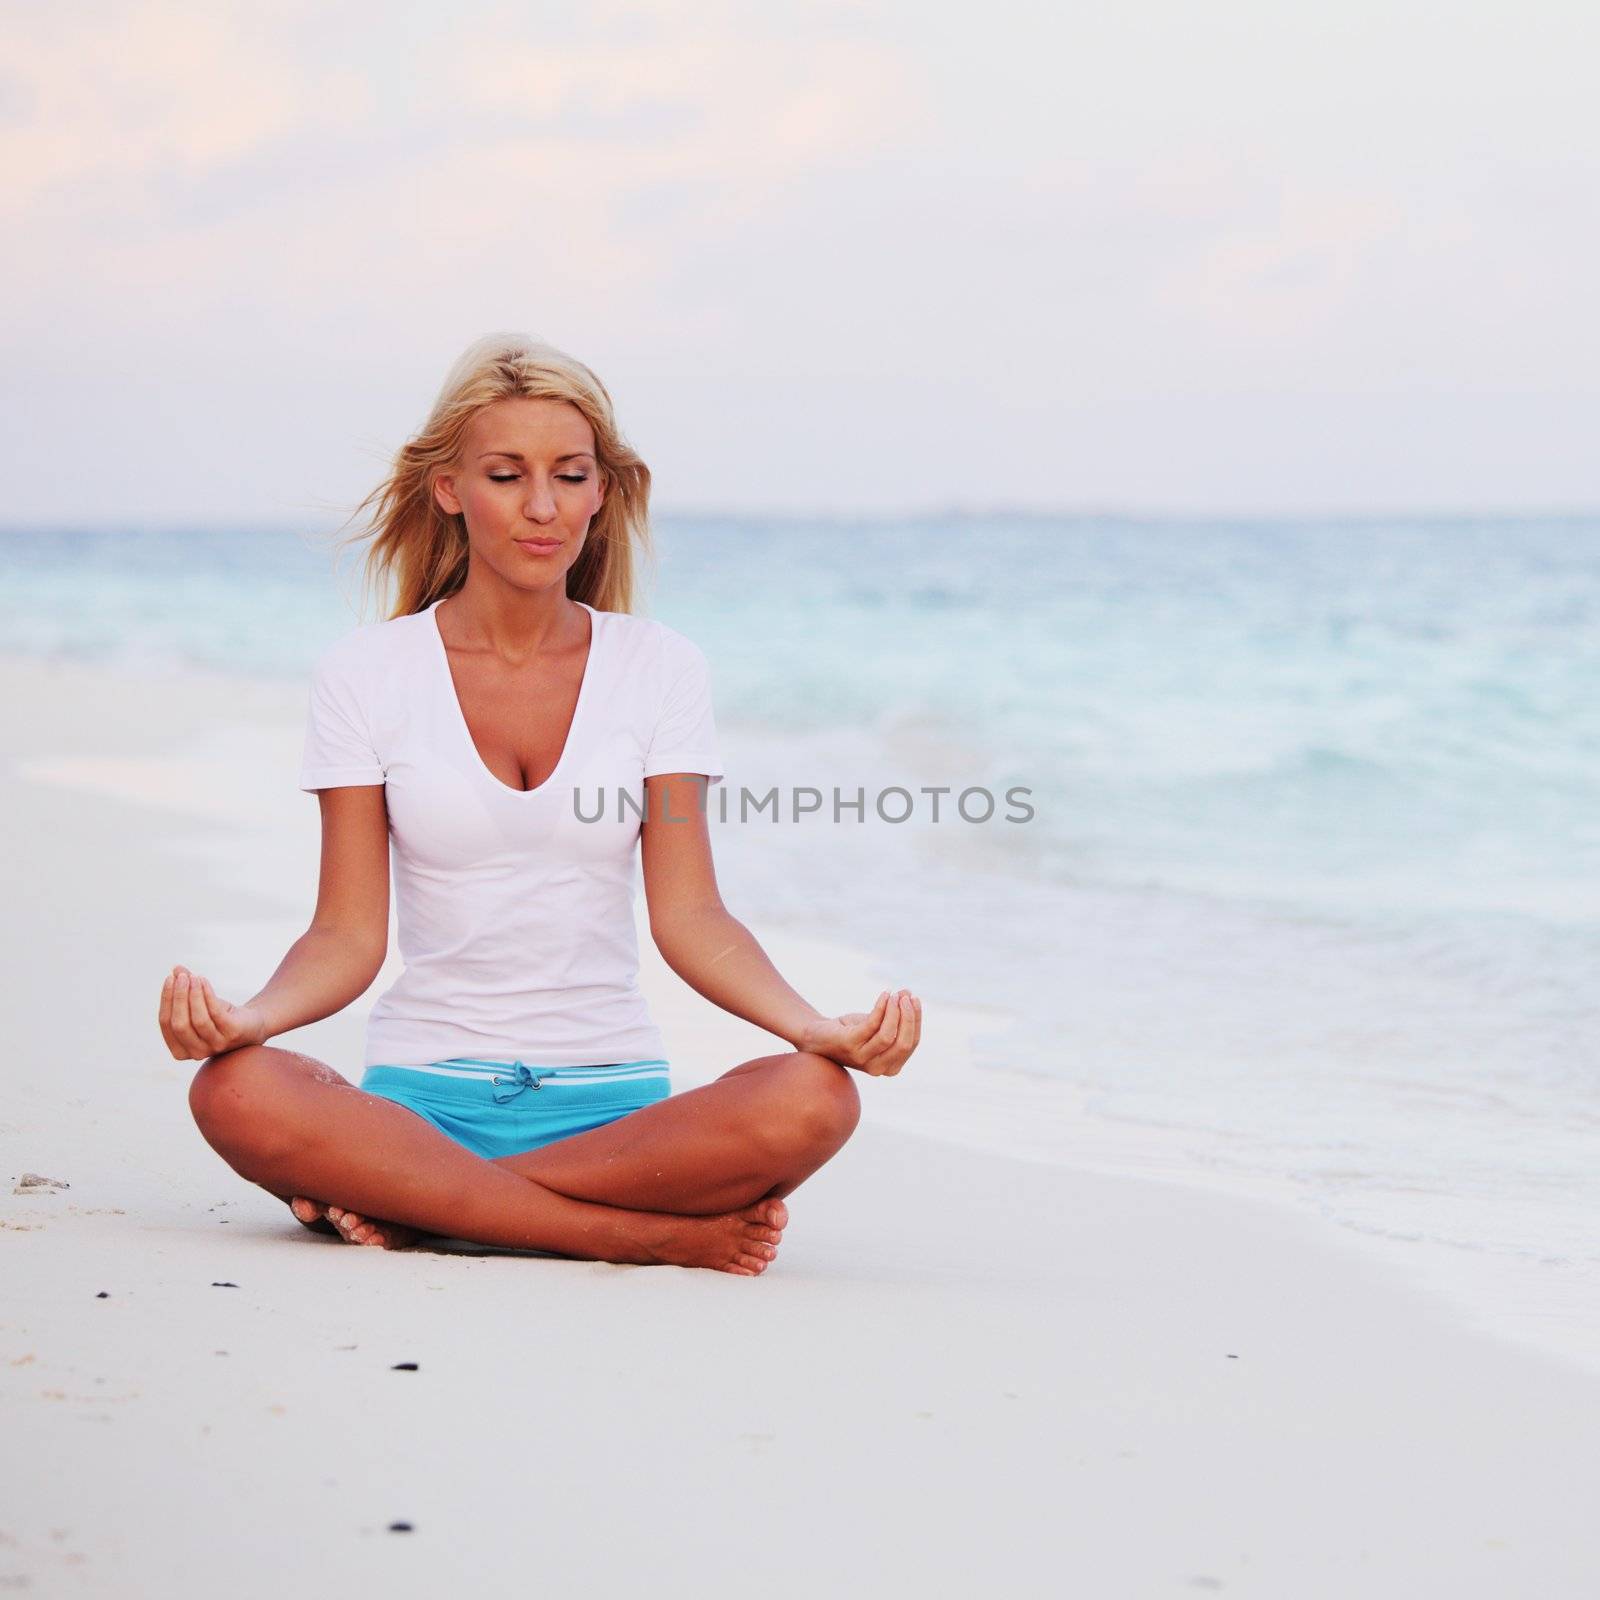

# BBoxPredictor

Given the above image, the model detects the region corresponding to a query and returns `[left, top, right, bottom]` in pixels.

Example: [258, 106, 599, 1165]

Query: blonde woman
[162, 333, 922, 1273]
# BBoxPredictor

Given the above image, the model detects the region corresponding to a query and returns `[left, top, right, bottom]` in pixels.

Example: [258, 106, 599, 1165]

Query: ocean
[6, 514, 1598, 1367]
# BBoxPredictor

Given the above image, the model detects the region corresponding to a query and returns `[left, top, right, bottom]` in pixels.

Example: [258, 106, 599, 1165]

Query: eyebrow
[477, 450, 595, 463]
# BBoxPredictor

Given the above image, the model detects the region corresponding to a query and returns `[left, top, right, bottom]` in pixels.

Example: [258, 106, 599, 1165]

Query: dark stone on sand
[96, 1291, 109, 1299]
[211, 1281, 239, 1288]
[391, 1362, 419, 1371]
[388, 1521, 413, 1533]
[1226, 1354, 1238, 1360]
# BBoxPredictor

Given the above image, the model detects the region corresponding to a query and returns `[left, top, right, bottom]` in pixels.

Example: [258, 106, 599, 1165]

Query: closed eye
[488, 473, 589, 483]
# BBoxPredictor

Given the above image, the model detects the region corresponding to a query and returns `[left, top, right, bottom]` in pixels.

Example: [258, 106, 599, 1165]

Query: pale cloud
[431, 29, 928, 176]
[0, 2, 929, 328]
[1156, 190, 1408, 346]
[0, 4, 373, 216]
[0, 2, 924, 219]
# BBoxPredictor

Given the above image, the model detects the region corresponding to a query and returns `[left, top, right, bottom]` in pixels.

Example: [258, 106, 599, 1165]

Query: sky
[3, 0, 1597, 524]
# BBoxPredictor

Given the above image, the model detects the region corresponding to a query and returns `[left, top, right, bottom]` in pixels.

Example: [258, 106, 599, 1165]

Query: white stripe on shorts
[369, 1058, 670, 1086]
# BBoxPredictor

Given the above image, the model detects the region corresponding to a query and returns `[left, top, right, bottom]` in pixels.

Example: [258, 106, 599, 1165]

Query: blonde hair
[333, 332, 654, 618]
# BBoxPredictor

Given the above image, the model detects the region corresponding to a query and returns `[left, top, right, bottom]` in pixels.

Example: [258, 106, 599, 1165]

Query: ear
[433, 470, 463, 517]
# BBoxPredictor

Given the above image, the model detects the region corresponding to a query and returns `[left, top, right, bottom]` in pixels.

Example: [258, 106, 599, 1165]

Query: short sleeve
[643, 632, 724, 785]
[297, 636, 386, 792]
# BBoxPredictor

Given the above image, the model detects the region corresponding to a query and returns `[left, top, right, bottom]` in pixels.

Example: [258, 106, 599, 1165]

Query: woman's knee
[187, 1045, 303, 1176]
[762, 1051, 861, 1153]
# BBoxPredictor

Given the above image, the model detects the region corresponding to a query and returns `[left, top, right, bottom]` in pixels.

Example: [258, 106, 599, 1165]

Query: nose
[521, 483, 559, 524]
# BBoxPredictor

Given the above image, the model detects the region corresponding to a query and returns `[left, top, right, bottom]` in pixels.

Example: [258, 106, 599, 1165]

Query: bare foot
[287, 1192, 787, 1269]
[324, 1204, 423, 1251]
[288, 1195, 421, 1251]
[641, 1197, 789, 1275]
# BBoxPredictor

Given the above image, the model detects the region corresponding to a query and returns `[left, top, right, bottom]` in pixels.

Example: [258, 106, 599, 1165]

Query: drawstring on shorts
[490, 1061, 551, 1103]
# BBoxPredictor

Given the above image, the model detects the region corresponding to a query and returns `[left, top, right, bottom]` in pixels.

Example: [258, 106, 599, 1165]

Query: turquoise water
[6, 516, 1599, 1355]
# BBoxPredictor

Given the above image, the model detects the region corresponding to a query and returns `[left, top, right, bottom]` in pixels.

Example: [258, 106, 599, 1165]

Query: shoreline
[3, 646, 1596, 1380]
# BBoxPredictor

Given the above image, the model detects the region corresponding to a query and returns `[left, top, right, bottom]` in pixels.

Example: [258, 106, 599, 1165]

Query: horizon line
[4, 503, 1600, 535]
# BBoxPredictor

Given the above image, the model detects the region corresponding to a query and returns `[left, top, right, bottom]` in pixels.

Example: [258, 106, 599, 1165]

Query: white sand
[3, 651, 1599, 1597]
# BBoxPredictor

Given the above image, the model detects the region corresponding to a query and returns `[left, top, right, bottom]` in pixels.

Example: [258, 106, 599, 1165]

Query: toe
[289, 1197, 340, 1236]
[331, 1210, 367, 1242]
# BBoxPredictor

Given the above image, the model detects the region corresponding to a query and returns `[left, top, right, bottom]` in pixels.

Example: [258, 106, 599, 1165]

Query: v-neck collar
[427, 596, 600, 798]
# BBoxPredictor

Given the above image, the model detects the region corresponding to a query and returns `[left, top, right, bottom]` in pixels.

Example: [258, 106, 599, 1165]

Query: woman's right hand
[159, 966, 268, 1061]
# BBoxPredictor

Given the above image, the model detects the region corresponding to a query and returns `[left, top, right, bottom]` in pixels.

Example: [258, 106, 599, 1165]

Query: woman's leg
[492, 1051, 863, 1213]
[188, 1045, 785, 1273]
[300, 1051, 860, 1249]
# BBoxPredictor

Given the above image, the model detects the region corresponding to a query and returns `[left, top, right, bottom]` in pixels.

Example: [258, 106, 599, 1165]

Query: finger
[896, 992, 921, 1069]
[181, 969, 221, 1052]
[873, 995, 913, 1076]
[159, 971, 179, 1056]
[167, 970, 201, 1057]
[862, 992, 889, 1034]
[885, 992, 922, 1074]
[196, 972, 232, 1024]
[865, 990, 902, 1056]
[888, 991, 917, 1068]
[180, 966, 225, 1056]
[197, 975, 234, 1039]
[187, 976, 229, 1053]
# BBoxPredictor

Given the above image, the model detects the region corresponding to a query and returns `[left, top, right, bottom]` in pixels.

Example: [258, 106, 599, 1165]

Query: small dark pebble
[388, 1521, 413, 1533]
[391, 1362, 419, 1371]
[211, 1281, 239, 1289]
[96, 1291, 109, 1299]
[1226, 1354, 1239, 1360]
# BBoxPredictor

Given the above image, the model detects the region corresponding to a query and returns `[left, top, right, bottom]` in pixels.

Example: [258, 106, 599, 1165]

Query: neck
[440, 573, 586, 662]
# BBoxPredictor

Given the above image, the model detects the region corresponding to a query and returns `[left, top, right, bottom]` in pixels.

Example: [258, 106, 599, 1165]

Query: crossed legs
[188, 1046, 861, 1274]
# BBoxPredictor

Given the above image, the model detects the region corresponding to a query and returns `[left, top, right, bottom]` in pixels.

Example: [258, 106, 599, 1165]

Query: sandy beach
[3, 649, 1598, 1597]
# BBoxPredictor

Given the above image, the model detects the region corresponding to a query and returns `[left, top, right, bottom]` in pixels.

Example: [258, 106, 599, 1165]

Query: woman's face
[433, 396, 606, 595]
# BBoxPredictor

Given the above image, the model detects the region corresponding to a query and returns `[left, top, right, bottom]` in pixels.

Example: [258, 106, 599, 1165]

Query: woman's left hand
[797, 990, 921, 1077]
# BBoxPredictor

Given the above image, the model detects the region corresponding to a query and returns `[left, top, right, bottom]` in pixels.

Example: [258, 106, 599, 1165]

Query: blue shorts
[359, 1057, 671, 1161]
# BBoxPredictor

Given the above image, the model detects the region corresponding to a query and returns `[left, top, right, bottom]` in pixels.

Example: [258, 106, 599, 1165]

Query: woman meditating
[162, 332, 922, 1274]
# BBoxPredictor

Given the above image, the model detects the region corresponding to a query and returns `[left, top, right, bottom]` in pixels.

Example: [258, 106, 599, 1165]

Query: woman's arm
[640, 774, 921, 1074]
[640, 777, 823, 1045]
[159, 786, 390, 1059]
[249, 784, 390, 1037]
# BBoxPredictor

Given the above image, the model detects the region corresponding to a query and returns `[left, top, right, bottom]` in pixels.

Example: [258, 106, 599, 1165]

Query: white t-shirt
[297, 596, 724, 1069]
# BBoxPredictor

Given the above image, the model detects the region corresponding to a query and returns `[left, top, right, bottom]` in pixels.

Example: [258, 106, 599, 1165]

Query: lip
[514, 537, 564, 555]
